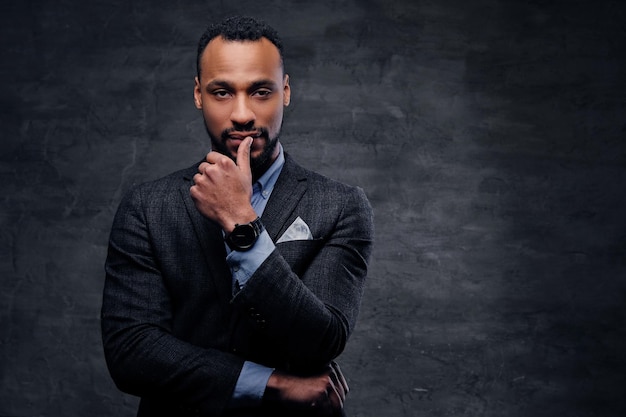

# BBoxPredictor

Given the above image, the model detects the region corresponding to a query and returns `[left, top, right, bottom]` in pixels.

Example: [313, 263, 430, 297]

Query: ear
[283, 74, 291, 107]
[193, 77, 202, 109]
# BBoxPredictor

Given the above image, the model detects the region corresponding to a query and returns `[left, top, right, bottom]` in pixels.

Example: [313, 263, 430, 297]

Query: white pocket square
[276, 216, 313, 243]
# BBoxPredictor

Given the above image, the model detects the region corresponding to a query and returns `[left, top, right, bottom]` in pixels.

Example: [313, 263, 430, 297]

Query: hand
[190, 136, 257, 232]
[264, 362, 349, 416]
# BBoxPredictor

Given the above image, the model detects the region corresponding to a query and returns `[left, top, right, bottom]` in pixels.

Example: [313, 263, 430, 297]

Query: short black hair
[196, 16, 284, 79]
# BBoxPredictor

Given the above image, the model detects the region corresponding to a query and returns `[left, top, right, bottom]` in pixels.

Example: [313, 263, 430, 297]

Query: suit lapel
[262, 154, 308, 241]
[179, 165, 233, 303]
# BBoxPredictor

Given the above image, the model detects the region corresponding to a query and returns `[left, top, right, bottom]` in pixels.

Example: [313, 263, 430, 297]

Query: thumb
[236, 136, 253, 176]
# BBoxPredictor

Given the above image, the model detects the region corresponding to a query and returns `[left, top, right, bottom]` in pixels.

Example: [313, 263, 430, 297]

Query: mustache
[221, 126, 269, 140]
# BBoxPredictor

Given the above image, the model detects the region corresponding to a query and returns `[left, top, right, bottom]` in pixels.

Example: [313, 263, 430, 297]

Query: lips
[227, 132, 261, 140]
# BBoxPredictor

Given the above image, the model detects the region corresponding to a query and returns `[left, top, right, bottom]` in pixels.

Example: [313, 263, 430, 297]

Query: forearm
[232, 238, 371, 366]
[236, 253, 354, 364]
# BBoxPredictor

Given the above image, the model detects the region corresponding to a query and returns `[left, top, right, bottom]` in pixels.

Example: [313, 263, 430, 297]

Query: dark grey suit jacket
[101, 154, 374, 417]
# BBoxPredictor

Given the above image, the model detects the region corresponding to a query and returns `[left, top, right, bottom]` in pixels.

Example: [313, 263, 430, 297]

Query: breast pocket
[275, 238, 325, 277]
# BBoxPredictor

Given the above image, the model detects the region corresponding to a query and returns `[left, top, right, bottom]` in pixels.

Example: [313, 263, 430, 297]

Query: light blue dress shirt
[227, 145, 284, 407]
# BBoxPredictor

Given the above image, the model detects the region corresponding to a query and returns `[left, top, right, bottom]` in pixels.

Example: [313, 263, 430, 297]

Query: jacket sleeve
[101, 184, 242, 416]
[230, 185, 374, 371]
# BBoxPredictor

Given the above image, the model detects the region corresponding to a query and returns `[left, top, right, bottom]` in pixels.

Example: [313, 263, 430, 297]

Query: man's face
[194, 36, 290, 173]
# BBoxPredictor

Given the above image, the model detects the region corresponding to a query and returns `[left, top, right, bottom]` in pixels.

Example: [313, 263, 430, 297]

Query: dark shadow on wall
[457, 1, 626, 415]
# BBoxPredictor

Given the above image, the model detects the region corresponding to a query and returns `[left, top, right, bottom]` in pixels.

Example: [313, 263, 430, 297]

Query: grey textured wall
[1, 0, 625, 416]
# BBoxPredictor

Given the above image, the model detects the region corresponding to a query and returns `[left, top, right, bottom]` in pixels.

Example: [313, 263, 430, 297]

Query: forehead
[198, 36, 283, 82]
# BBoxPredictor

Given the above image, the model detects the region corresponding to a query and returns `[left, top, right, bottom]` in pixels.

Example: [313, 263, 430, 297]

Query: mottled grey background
[1, 0, 625, 416]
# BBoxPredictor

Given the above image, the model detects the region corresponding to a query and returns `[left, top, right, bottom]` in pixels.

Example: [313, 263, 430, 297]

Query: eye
[253, 89, 272, 99]
[212, 90, 231, 99]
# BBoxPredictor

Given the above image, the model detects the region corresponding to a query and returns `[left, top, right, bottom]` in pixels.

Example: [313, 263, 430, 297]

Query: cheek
[203, 105, 228, 129]
[263, 106, 284, 130]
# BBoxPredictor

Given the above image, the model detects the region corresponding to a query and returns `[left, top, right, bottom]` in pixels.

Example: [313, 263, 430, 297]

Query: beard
[206, 124, 281, 176]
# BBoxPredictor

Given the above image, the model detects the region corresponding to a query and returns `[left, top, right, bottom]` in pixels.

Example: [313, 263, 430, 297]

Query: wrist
[263, 371, 285, 404]
[222, 210, 258, 234]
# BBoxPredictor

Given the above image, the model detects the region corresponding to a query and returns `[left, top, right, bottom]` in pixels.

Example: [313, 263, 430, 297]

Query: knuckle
[215, 157, 229, 168]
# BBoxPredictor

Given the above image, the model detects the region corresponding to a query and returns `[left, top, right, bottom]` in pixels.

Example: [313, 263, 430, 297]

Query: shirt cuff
[230, 361, 274, 408]
[226, 230, 274, 289]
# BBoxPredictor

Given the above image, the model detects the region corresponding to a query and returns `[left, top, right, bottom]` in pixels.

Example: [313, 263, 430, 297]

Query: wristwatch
[224, 217, 264, 251]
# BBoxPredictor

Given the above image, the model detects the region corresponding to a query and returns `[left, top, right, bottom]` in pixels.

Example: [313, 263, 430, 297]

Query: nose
[230, 95, 255, 127]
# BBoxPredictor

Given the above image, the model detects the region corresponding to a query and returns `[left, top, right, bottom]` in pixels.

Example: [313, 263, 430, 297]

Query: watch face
[229, 224, 257, 250]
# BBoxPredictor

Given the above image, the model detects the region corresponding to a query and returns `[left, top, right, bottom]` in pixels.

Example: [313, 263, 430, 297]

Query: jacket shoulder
[284, 153, 364, 195]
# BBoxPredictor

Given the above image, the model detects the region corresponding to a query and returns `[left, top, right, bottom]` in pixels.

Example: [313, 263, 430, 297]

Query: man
[101, 16, 373, 417]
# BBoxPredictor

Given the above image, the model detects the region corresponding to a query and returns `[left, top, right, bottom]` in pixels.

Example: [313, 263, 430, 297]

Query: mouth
[227, 132, 262, 141]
